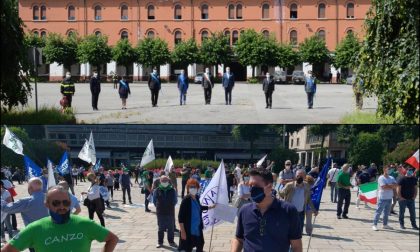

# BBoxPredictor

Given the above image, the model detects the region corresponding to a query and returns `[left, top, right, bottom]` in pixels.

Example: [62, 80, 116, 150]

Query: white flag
[140, 139, 155, 167]
[200, 160, 229, 230]
[78, 139, 93, 164]
[2, 126, 24, 156]
[88, 131, 96, 165]
[47, 159, 56, 189]
[164, 156, 173, 175]
[256, 154, 267, 167]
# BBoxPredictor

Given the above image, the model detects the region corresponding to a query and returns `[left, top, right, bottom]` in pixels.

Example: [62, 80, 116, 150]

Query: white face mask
[161, 182, 169, 187]
[205, 69, 209, 74]
[66, 74, 71, 79]
[189, 188, 198, 195]
[93, 73, 98, 78]
[153, 70, 157, 74]
[266, 75, 270, 79]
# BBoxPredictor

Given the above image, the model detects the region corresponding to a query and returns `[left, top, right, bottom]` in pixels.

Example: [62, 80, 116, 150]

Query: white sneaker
[372, 225, 378, 231]
[383, 225, 393, 230]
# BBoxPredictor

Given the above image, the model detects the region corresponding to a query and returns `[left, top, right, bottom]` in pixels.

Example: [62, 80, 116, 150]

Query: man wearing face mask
[60, 72, 75, 107]
[262, 72, 275, 109]
[148, 67, 161, 107]
[201, 67, 214, 105]
[177, 69, 189, 105]
[232, 168, 302, 252]
[119, 168, 133, 205]
[90, 71, 101, 110]
[279, 160, 295, 192]
[222, 67, 235, 105]
[1, 186, 119, 252]
[397, 167, 419, 230]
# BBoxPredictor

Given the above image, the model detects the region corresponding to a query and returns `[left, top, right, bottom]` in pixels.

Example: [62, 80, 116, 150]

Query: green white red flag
[359, 181, 378, 204]
[405, 149, 419, 170]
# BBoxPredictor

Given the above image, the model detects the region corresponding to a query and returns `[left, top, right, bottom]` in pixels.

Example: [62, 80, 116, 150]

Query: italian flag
[359, 182, 378, 204]
[405, 149, 419, 170]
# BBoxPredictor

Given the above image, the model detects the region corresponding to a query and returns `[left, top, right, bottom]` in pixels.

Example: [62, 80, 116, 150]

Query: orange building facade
[19, 0, 371, 81]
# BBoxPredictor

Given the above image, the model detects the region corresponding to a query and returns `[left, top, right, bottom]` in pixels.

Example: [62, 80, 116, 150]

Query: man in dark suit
[201, 67, 214, 105]
[222, 67, 235, 105]
[148, 67, 161, 107]
[90, 71, 101, 110]
[262, 72, 275, 109]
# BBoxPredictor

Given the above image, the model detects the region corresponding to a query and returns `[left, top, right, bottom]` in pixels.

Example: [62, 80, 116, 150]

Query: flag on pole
[140, 139, 155, 167]
[310, 157, 332, 211]
[2, 126, 24, 156]
[56, 152, 70, 176]
[359, 182, 378, 204]
[199, 160, 229, 230]
[93, 159, 102, 172]
[88, 131, 96, 165]
[405, 149, 419, 170]
[164, 156, 173, 175]
[47, 158, 56, 189]
[78, 133, 96, 165]
[24, 156, 42, 178]
[256, 154, 267, 167]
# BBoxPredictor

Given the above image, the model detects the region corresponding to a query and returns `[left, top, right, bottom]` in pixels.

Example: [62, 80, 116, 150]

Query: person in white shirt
[234, 164, 242, 184]
[372, 166, 397, 231]
[81, 173, 105, 227]
[327, 163, 340, 203]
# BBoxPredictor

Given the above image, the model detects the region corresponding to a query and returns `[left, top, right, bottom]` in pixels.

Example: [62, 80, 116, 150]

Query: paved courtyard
[5, 178, 419, 252]
[24, 83, 377, 124]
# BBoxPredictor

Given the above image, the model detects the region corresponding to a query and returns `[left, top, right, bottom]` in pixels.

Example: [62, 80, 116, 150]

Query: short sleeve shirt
[397, 176, 417, 199]
[9, 215, 110, 252]
[378, 175, 396, 200]
[327, 168, 340, 183]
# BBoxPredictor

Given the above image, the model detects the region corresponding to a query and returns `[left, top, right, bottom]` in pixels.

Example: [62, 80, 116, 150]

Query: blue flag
[310, 157, 332, 211]
[24, 155, 42, 178]
[56, 152, 70, 176]
[93, 159, 101, 172]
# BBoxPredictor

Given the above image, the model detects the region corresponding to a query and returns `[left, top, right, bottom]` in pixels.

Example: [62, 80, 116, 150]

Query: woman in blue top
[177, 69, 189, 106]
[118, 76, 131, 109]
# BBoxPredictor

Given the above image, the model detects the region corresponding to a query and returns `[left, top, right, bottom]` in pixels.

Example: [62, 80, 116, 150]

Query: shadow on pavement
[103, 214, 121, 219]
[311, 233, 353, 242]
[312, 224, 333, 230]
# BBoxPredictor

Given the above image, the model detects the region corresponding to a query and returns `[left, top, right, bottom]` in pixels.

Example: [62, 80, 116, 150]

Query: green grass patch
[340, 111, 393, 124]
[1, 106, 76, 124]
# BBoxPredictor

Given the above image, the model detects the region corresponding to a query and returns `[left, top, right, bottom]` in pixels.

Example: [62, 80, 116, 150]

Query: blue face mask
[407, 170, 414, 176]
[49, 210, 70, 224]
[250, 186, 265, 203]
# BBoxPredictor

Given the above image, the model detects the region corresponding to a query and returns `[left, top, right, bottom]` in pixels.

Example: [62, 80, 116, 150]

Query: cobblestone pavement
[6, 178, 418, 252]
[24, 83, 377, 124]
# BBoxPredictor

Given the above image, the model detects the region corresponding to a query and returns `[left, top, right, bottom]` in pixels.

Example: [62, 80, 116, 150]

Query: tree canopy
[299, 35, 330, 65]
[171, 38, 200, 69]
[199, 32, 232, 74]
[136, 37, 170, 69]
[77, 35, 112, 74]
[43, 33, 79, 71]
[112, 38, 137, 75]
[333, 32, 361, 70]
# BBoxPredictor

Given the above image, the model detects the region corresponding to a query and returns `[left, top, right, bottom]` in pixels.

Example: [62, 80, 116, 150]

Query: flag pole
[306, 214, 317, 252]
[208, 222, 215, 252]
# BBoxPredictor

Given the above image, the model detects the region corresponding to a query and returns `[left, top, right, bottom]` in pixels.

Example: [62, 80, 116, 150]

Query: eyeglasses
[51, 200, 71, 207]
[259, 217, 266, 236]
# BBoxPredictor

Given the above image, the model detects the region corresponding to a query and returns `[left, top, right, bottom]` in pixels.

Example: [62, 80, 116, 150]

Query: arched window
[148, 5, 155, 19]
[232, 30, 239, 44]
[68, 5, 75, 20]
[346, 3, 354, 18]
[346, 29, 353, 35]
[236, 4, 243, 19]
[201, 4, 208, 19]
[262, 30, 269, 38]
[290, 30, 297, 45]
[228, 4, 234, 19]
[147, 30, 155, 38]
[40, 5, 47, 20]
[95, 30, 101, 36]
[121, 4, 128, 20]
[317, 29, 326, 40]
[201, 30, 209, 42]
[290, 3, 297, 19]
[67, 30, 76, 37]
[224, 30, 231, 45]
[33, 6, 39, 20]
[33, 31, 39, 36]
[318, 3, 325, 18]
[94, 5, 102, 20]
[41, 31, 47, 38]
[174, 4, 182, 19]
[174, 31, 182, 44]
[121, 31, 129, 39]
[262, 3, 269, 19]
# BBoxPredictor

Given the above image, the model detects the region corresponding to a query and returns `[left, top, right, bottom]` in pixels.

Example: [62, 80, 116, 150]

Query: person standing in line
[336, 164, 352, 219]
[90, 71, 101, 111]
[178, 69, 189, 106]
[201, 68, 214, 105]
[60, 72, 75, 108]
[372, 166, 397, 231]
[148, 67, 161, 107]
[119, 168, 133, 205]
[397, 167, 419, 230]
[304, 71, 317, 109]
[327, 163, 340, 203]
[81, 173, 105, 227]
[222, 67, 235, 105]
[262, 72, 275, 109]
[118, 76, 131, 110]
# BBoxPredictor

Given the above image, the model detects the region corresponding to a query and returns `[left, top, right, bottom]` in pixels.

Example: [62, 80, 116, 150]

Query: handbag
[83, 197, 90, 207]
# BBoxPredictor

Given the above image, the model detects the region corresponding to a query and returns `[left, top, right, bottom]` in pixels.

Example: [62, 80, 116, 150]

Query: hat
[285, 160, 292, 165]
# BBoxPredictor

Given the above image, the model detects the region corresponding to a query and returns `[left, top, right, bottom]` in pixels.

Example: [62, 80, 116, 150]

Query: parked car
[273, 71, 287, 84]
[194, 72, 204, 84]
[346, 75, 355, 85]
[291, 70, 305, 84]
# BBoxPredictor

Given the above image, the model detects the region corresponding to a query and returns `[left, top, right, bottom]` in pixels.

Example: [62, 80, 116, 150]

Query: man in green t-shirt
[2, 186, 119, 252]
[336, 164, 353, 220]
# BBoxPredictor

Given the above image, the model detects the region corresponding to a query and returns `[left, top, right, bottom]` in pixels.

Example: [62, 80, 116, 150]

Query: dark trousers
[298, 211, 305, 234]
[227, 185, 234, 203]
[11, 214, 17, 230]
[88, 206, 105, 227]
[79, 173, 85, 182]
[72, 175, 78, 185]
[265, 91, 273, 107]
[181, 179, 188, 198]
[224, 88, 232, 104]
[151, 89, 159, 106]
[145, 190, 151, 210]
[122, 186, 132, 203]
[204, 88, 212, 104]
[91, 92, 99, 109]
[306, 92, 314, 108]
[65, 95, 72, 107]
[337, 188, 351, 216]
[157, 215, 175, 244]
[398, 199, 417, 227]
[107, 186, 114, 198]
[180, 235, 204, 252]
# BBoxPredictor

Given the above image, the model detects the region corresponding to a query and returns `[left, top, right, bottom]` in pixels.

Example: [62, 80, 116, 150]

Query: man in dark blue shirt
[232, 168, 302, 252]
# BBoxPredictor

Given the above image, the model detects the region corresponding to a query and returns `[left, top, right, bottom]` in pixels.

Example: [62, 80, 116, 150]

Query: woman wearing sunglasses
[81, 173, 105, 227]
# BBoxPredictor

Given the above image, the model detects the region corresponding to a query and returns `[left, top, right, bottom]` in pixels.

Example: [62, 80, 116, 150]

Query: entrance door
[228, 61, 246, 81]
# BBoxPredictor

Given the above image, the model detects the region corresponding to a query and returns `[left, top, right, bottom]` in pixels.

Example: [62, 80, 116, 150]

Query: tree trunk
[252, 66, 255, 78]
[97, 65, 101, 78]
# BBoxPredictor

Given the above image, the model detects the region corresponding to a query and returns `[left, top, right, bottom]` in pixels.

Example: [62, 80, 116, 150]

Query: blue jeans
[1, 213, 13, 240]
[179, 90, 186, 105]
[373, 199, 392, 226]
[398, 199, 417, 227]
[330, 182, 338, 202]
[306, 92, 314, 108]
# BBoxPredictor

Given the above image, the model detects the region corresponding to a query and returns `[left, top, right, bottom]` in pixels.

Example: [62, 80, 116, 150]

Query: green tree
[269, 147, 299, 174]
[349, 132, 384, 166]
[383, 138, 419, 164]
[24, 33, 46, 48]
[232, 125, 267, 160]
[0, 0, 31, 111]
[136, 37, 170, 69]
[277, 44, 301, 70]
[357, 0, 419, 123]
[298, 35, 330, 76]
[77, 35, 112, 76]
[199, 32, 232, 76]
[43, 33, 79, 72]
[171, 38, 199, 69]
[333, 32, 361, 70]
[112, 38, 137, 76]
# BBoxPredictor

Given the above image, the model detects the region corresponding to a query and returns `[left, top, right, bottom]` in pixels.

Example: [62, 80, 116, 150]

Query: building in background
[19, 0, 370, 81]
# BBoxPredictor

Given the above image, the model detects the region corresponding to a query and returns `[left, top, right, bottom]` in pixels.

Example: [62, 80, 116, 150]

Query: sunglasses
[51, 200, 71, 207]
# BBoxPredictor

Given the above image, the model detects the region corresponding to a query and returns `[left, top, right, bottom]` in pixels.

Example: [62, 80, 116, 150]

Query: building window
[291, 139, 294, 147]
[67, 30, 76, 37]
[201, 4, 208, 19]
[95, 30, 101, 36]
[290, 3, 297, 19]
[346, 29, 353, 35]
[174, 31, 182, 44]
[346, 3, 354, 18]
[201, 30, 209, 42]
[236, 4, 243, 19]
[147, 30, 155, 38]
[40, 5, 47, 20]
[262, 30, 269, 38]
[94, 5, 102, 20]
[297, 138, 300, 146]
[262, 3, 269, 19]
[174, 4, 182, 19]
[68, 5, 75, 20]
[317, 30, 326, 40]
[228, 4, 234, 19]
[33, 31, 39, 36]
[224, 30, 231, 45]
[121, 4, 128, 20]
[232, 30, 239, 44]
[148, 5, 155, 19]
[290, 30, 297, 45]
[318, 3, 325, 18]
[41, 31, 47, 38]
[121, 31, 128, 39]
[33, 6, 39, 20]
